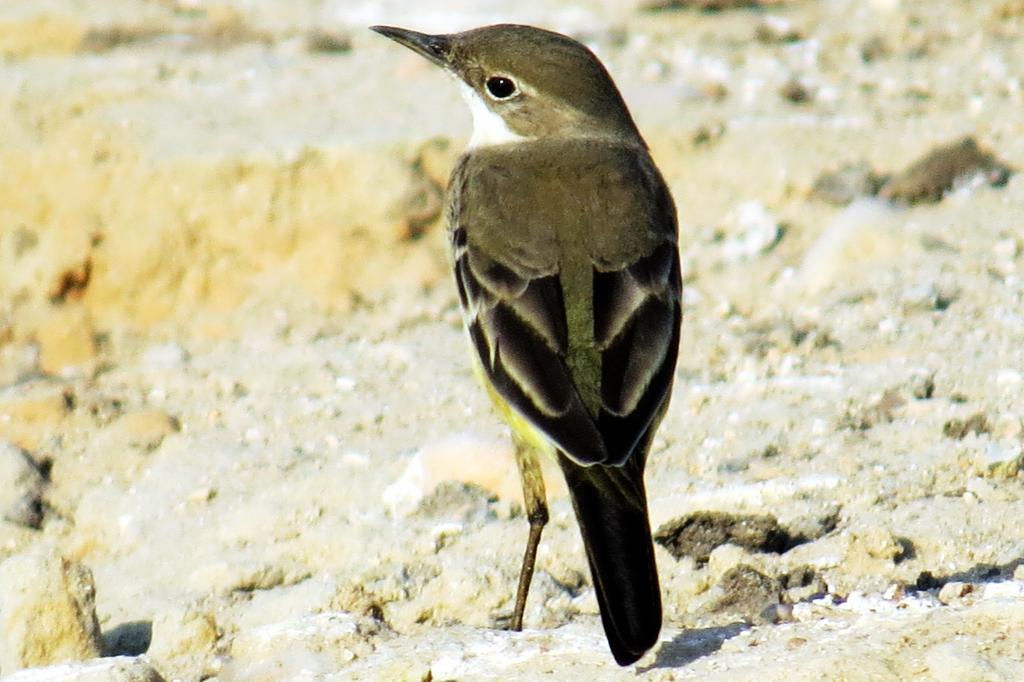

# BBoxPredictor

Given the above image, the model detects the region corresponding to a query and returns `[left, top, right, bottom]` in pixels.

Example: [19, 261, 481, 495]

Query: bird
[371, 23, 681, 666]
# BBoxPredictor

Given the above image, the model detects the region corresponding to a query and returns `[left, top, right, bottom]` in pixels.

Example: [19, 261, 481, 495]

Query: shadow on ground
[915, 557, 1024, 590]
[103, 620, 153, 656]
[645, 622, 749, 670]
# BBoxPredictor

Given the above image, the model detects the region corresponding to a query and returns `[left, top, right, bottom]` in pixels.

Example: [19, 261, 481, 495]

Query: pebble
[796, 197, 899, 294]
[977, 440, 1024, 479]
[719, 201, 782, 262]
[382, 434, 534, 518]
[0, 547, 104, 670]
[147, 607, 218, 679]
[900, 282, 940, 311]
[849, 525, 904, 561]
[779, 78, 813, 104]
[878, 137, 1013, 205]
[707, 543, 752, 581]
[0, 387, 72, 452]
[810, 161, 883, 205]
[335, 376, 357, 391]
[910, 371, 936, 400]
[755, 15, 803, 43]
[710, 564, 782, 621]
[991, 238, 1020, 277]
[937, 581, 973, 605]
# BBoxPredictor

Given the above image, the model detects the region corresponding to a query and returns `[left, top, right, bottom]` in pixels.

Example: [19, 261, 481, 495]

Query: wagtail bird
[372, 23, 681, 666]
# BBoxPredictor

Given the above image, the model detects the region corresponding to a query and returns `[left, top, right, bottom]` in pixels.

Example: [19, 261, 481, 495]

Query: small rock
[781, 565, 828, 602]
[879, 137, 1014, 205]
[859, 35, 889, 62]
[811, 161, 885, 205]
[842, 388, 906, 430]
[700, 81, 729, 101]
[719, 201, 782, 262]
[911, 372, 936, 400]
[850, 526, 904, 562]
[795, 197, 901, 294]
[977, 440, 1024, 479]
[937, 581, 973, 604]
[0, 387, 73, 452]
[0, 547, 104, 670]
[779, 78, 812, 103]
[943, 413, 990, 439]
[0, 440, 47, 529]
[382, 434, 562, 519]
[900, 282, 941, 311]
[414, 480, 496, 525]
[0, 656, 165, 682]
[710, 565, 781, 621]
[755, 15, 802, 43]
[654, 511, 791, 564]
[990, 238, 1021, 277]
[692, 121, 726, 147]
[707, 543, 751, 581]
[882, 583, 906, 600]
[762, 603, 794, 623]
[148, 607, 219, 677]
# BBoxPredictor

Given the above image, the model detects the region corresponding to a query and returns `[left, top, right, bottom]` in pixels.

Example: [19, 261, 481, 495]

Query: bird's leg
[510, 436, 549, 631]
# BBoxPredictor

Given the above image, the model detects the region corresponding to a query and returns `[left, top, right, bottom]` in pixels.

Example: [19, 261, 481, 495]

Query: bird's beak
[370, 25, 451, 68]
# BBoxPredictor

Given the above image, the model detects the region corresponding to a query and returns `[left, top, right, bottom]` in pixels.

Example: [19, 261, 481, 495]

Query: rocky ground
[1, 0, 1024, 680]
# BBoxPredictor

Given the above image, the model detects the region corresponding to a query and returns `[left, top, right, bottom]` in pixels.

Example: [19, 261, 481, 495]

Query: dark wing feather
[448, 141, 680, 467]
[591, 166, 681, 466]
[457, 245, 607, 461]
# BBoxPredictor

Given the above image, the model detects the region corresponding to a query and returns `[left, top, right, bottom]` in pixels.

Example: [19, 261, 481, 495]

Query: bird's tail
[558, 455, 661, 666]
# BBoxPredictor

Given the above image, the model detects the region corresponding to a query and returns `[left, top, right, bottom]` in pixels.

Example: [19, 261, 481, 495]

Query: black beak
[370, 25, 451, 67]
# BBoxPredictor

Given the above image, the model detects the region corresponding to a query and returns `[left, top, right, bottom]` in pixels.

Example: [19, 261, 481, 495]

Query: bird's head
[371, 24, 642, 148]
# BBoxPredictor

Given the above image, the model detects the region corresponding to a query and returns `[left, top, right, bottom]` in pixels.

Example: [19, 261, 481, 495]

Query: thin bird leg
[510, 436, 549, 631]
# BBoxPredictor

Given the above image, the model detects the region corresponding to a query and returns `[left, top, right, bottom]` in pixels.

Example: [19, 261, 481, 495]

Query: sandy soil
[2, 0, 1024, 680]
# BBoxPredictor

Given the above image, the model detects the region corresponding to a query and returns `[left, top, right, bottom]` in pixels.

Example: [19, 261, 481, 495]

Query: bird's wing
[448, 142, 680, 466]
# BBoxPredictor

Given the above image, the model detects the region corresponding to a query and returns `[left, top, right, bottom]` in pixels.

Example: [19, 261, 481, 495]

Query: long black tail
[559, 455, 662, 666]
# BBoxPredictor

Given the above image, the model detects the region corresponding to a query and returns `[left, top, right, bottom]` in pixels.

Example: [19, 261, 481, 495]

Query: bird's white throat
[458, 82, 529, 148]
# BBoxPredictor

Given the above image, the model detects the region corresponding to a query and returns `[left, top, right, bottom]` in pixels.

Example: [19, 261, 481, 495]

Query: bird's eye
[485, 76, 518, 99]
